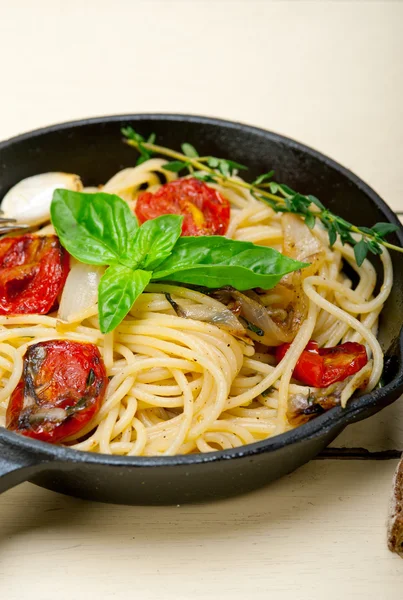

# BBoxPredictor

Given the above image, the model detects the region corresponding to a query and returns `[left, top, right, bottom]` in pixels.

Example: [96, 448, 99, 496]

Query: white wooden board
[1, 461, 402, 600]
[0, 1, 402, 597]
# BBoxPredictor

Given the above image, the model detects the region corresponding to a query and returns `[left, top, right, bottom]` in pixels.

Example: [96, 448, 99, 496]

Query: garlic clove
[1, 172, 82, 226]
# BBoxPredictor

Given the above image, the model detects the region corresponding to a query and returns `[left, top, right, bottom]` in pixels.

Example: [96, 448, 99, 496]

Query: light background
[1, 0, 402, 210]
[0, 1, 403, 598]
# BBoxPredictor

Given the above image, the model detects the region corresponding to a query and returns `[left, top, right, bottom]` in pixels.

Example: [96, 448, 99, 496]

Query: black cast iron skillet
[0, 114, 402, 505]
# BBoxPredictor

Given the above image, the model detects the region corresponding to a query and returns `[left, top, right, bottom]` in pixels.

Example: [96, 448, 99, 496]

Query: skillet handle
[0, 431, 49, 494]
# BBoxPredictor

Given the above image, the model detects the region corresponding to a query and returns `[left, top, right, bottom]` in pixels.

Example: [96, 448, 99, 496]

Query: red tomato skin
[6, 340, 108, 443]
[276, 341, 367, 388]
[135, 177, 230, 236]
[0, 235, 69, 315]
[319, 343, 368, 387]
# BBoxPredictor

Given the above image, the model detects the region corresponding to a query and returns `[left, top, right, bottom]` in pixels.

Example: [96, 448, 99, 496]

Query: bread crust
[388, 457, 403, 557]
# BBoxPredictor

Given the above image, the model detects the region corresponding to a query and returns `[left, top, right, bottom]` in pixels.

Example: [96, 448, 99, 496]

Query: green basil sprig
[51, 190, 307, 334]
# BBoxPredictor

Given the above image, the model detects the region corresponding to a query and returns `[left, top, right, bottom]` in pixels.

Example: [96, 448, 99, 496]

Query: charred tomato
[0, 234, 69, 315]
[6, 340, 108, 443]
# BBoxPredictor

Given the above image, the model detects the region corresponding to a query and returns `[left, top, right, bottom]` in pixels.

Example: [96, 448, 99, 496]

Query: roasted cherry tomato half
[0, 234, 69, 315]
[276, 340, 368, 388]
[135, 177, 230, 236]
[6, 340, 108, 443]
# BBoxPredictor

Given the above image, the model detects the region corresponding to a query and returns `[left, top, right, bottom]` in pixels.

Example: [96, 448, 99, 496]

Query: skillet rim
[0, 112, 403, 468]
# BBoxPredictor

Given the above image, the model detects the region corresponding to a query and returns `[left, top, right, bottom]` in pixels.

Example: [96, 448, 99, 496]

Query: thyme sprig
[121, 127, 402, 266]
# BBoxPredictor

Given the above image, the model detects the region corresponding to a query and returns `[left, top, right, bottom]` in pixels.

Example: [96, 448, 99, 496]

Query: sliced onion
[287, 360, 371, 425]
[282, 213, 325, 279]
[58, 260, 105, 323]
[212, 288, 293, 346]
[206, 217, 328, 346]
[165, 293, 250, 341]
[287, 378, 346, 426]
[29, 407, 67, 423]
[160, 216, 326, 348]
[265, 213, 327, 339]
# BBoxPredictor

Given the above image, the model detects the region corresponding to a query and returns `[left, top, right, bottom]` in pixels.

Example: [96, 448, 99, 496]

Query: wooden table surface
[0, 1, 402, 598]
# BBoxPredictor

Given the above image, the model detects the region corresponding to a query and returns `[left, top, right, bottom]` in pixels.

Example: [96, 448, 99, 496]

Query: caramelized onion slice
[211, 287, 293, 346]
[274, 213, 327, 336]
[164, 292, 250, 341]
[282, 213, 324, 266]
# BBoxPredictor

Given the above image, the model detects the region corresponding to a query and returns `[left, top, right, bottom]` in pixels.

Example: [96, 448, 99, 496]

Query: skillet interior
[0, 114, 402, 505]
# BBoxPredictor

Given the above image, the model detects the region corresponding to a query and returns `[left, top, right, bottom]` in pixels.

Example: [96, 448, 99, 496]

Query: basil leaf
[98, 266, 151, 333]
[152, 237, 307, 290]
[129, 215, 183, 270]
[51, 190, 138, 266]
[155, 265, 295, 289]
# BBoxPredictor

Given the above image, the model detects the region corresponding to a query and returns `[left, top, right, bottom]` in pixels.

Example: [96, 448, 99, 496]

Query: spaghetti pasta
[0, 159, 390, 455]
